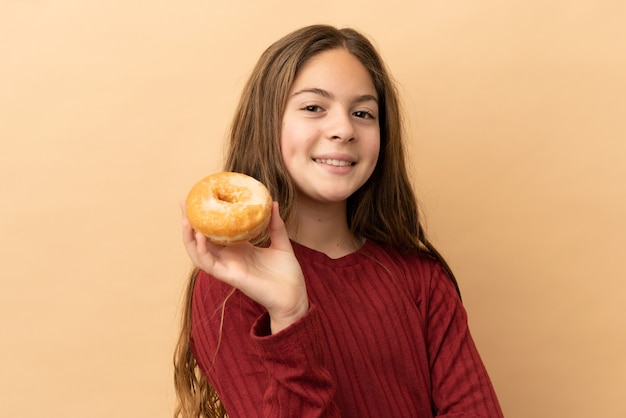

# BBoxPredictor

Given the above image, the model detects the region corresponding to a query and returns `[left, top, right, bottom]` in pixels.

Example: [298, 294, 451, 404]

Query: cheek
[364, 138, 381, 176]
[281, 118, 310, 156]
[368, 136, 381, 162]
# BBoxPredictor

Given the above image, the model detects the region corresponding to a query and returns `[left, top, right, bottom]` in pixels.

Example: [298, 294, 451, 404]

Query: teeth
[315, 158, 354, 167]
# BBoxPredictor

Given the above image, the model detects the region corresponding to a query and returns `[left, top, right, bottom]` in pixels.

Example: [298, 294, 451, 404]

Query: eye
[303, 105, 323, 112]
[353, 110, 375, 119]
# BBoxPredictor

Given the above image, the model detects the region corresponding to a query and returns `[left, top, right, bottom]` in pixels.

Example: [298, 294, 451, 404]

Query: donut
[185, 172, 272, 245]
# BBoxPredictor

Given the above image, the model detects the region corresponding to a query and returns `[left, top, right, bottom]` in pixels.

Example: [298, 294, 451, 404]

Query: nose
[327, 110, 355, 142]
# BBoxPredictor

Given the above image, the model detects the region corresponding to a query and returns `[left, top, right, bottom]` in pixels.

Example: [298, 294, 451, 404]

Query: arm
[190, 275, 340, 417]
[182, 202, 309, 334]
[184, 203, 340, 417]
[426, 264, 504, 417]
[252, 305, 340, 417]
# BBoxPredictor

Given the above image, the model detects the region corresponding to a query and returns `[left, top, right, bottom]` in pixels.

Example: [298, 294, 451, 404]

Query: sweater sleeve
[251, 304, 341, 418]
[426, 264, 504, 417]
[190, 270, 340, 418]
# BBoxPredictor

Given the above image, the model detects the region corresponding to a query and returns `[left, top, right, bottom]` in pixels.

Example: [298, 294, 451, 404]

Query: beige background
[1, 1, 625, 417]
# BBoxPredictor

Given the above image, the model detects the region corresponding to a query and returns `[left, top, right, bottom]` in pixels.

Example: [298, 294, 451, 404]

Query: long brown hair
[173, 24, 460, 418]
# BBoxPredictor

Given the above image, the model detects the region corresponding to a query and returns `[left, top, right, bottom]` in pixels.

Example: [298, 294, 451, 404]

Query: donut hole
[216, 189, 236, 203]
[215, 185, 249, 204]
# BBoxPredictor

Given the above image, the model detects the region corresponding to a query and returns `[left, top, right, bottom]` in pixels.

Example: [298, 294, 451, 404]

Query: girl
[174, 24, 503, 418]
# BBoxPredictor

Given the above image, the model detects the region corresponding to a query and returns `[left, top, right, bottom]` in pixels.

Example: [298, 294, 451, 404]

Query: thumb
[267, 202, 292, 251]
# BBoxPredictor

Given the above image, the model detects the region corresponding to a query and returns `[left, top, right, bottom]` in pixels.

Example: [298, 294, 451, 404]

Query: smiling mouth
[314, 158, 355, 167]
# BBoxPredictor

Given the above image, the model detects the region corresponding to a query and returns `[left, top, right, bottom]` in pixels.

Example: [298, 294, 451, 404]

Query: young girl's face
[281, 48, 380, 206]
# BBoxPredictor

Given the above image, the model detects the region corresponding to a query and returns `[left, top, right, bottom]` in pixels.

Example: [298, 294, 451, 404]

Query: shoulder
[363, 240, 460, 301]
[363, 240, 444, 279]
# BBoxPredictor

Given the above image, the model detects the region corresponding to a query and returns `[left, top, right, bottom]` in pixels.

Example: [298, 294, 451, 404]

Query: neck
[287, 198, 362, 259]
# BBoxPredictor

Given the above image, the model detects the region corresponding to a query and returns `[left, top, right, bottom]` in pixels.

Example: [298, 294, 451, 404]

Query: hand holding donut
[182, 172, 309, 333]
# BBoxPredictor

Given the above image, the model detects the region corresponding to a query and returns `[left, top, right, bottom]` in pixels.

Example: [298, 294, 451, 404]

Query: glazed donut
[185, 172, 272, 245]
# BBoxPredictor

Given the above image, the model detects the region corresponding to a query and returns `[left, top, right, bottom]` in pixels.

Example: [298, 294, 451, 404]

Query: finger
[182, 228, 202, 267]
[267, 202, 293, 252]
[186, 232, 219, 273]
[181, 203, 197, 246]
[195, 231, 209, 254]
[181, 200, 194, 239]
[180, 201, 204, 268]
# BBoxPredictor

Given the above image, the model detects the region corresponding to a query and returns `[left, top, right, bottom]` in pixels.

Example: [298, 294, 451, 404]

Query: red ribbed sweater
[190, 240, 503, 417]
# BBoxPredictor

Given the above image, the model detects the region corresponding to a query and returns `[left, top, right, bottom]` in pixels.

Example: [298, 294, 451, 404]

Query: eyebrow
[292, 87, 378, 104]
